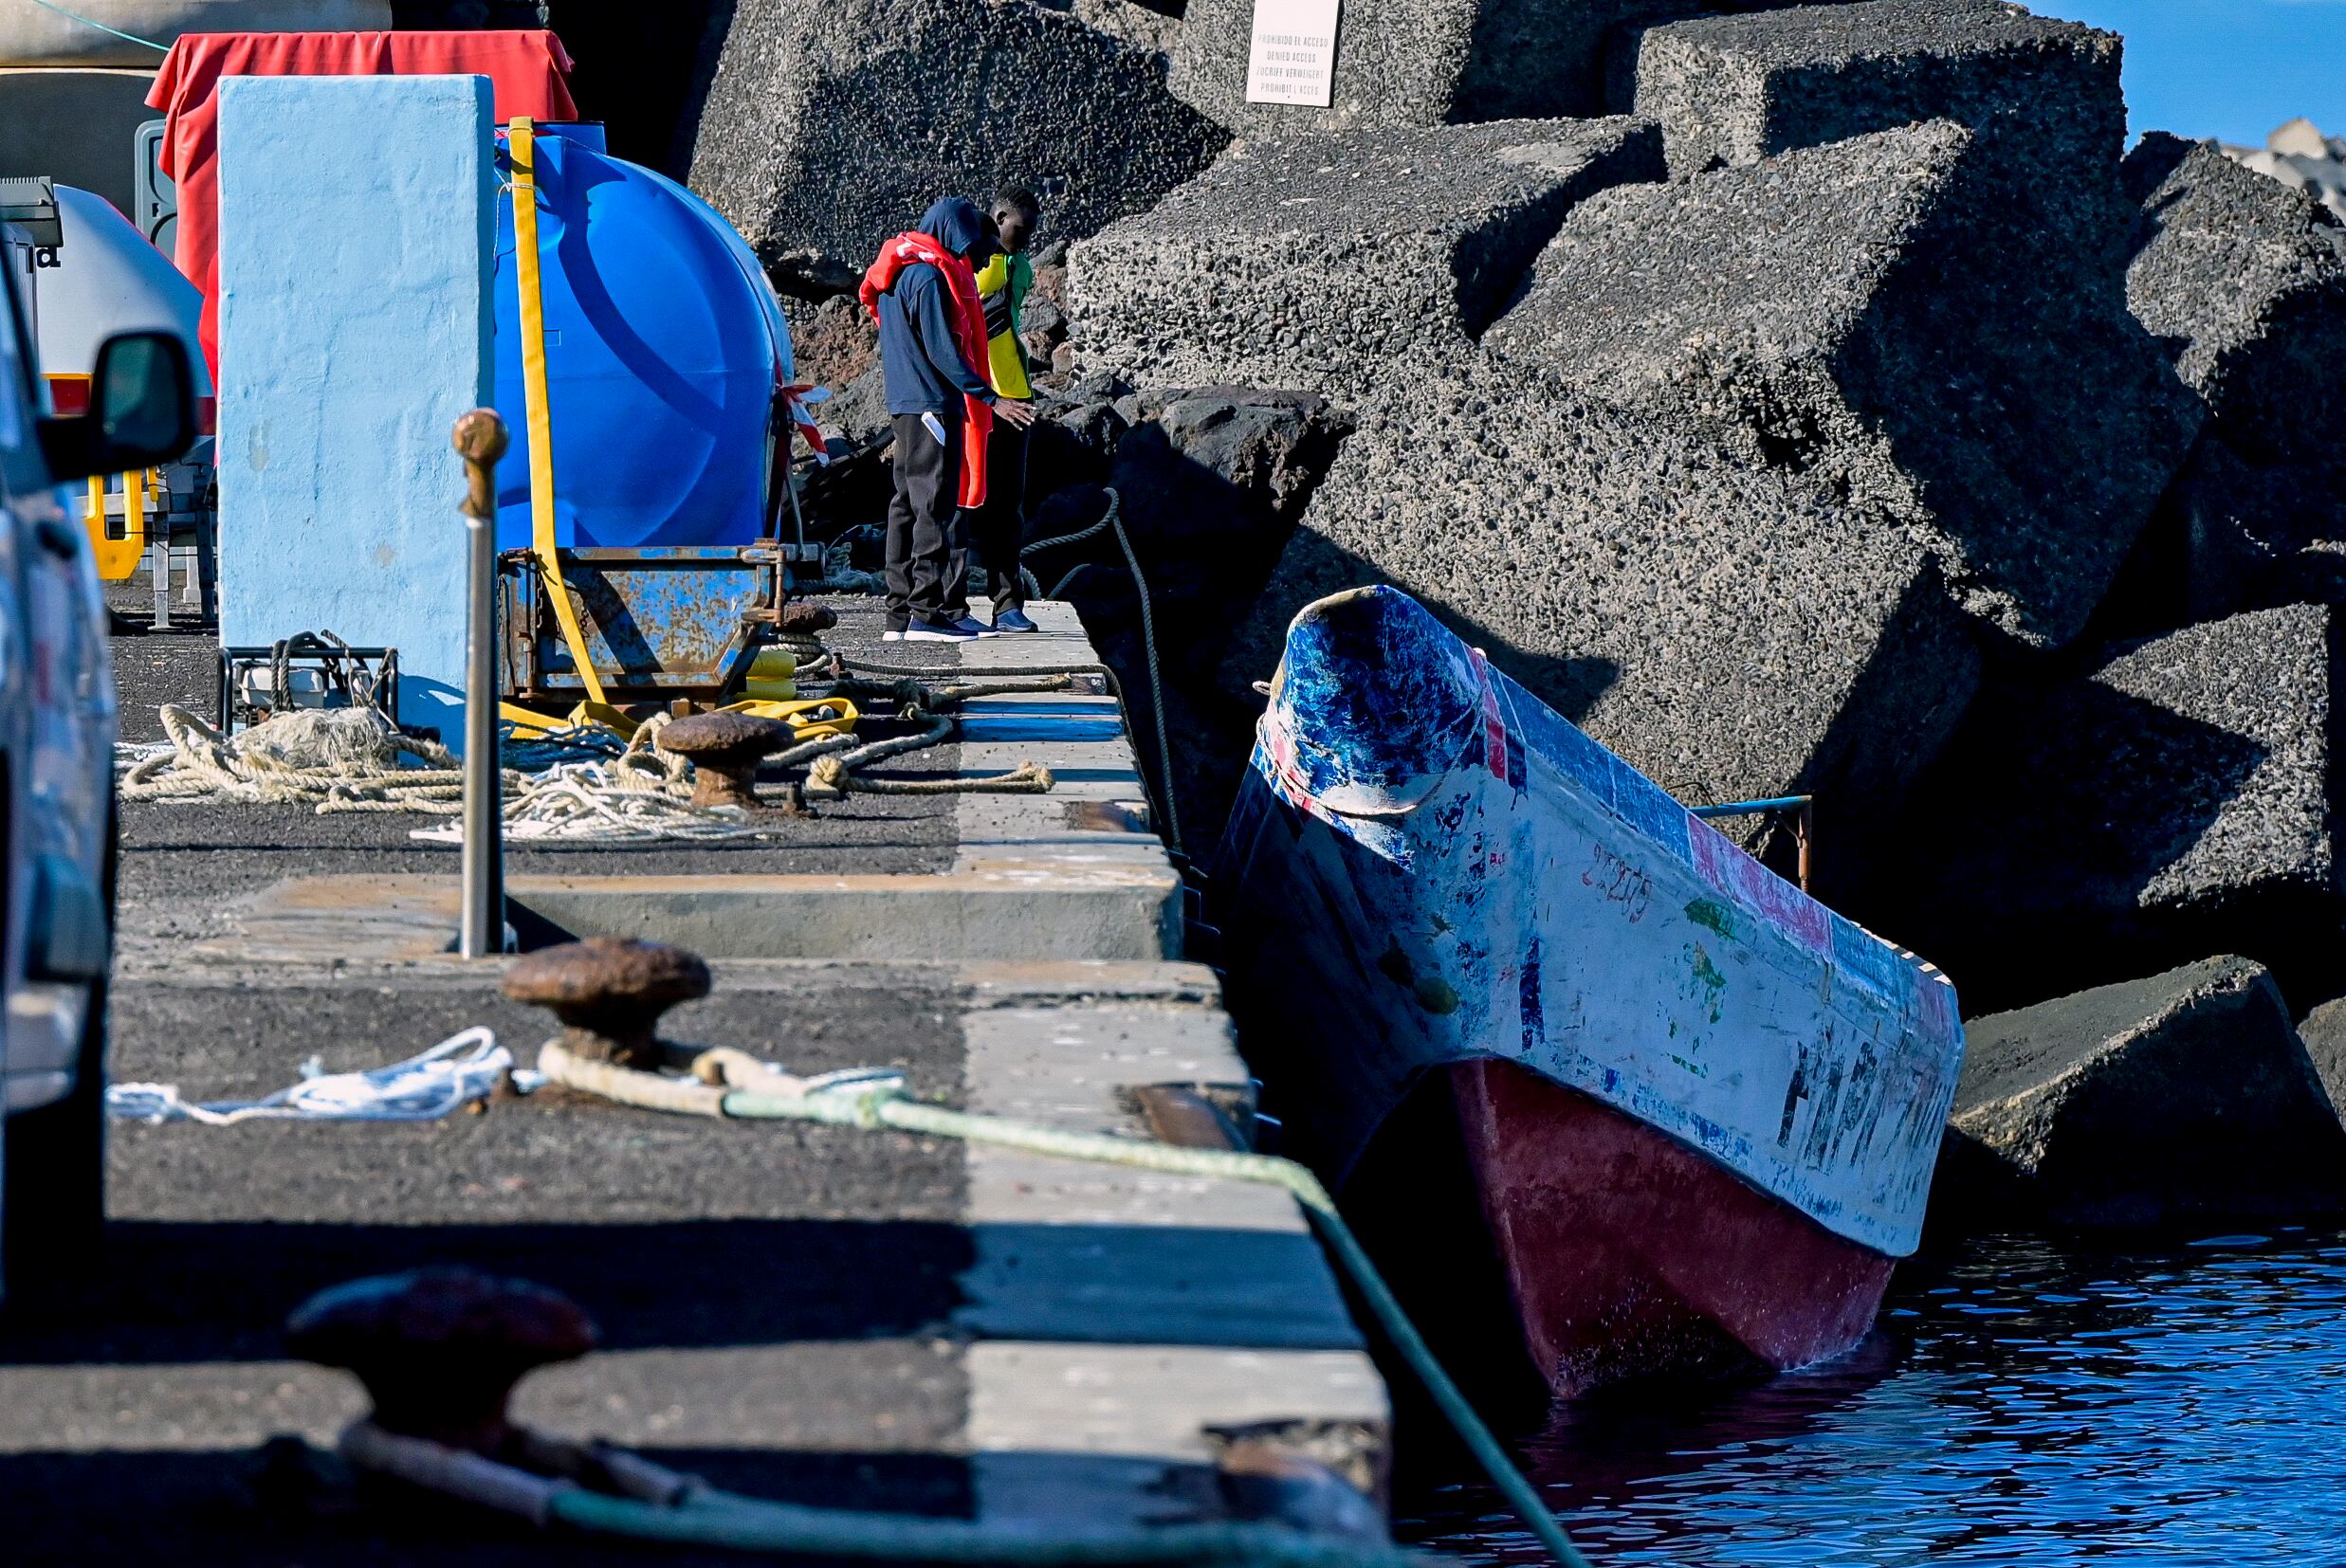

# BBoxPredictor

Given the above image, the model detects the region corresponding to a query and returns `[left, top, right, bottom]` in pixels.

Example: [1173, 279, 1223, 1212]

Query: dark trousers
[954, 420, 1029, 618]
[885, 410, 964, 631]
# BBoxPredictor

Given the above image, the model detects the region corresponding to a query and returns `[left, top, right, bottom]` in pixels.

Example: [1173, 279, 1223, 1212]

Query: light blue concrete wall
[216, 74, 494, 749]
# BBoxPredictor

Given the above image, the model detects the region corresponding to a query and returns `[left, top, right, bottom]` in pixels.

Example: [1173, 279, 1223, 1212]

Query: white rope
[408, 761, 766, 847]
[107, 1028, 522, 1124]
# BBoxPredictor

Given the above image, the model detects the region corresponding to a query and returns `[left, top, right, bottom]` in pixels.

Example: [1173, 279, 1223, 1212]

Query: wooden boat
[1212, 587, 1965, 1399]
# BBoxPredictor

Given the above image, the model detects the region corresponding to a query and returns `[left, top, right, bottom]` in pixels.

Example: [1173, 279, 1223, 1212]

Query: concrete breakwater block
[1934, 957, 2346, 1232]
[2112, 133, 2346, 625]
[1880, 603, 2346, 1011]
[1628, 0, 2125, 205]
[1070, 117, 1663, 397]
[2292, 998, 2346, 1130]
[1220, 359, 1982, 891]
[1170, 0, 1817, 135]
[685, 0, 1228, 291]
[1487, 119, 2200, 648]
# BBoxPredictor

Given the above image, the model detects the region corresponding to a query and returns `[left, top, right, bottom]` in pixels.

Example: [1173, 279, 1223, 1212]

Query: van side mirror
[38, 330, 197, 482]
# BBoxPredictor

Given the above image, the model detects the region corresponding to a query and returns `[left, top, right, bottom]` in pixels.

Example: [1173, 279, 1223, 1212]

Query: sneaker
[903, 619, 984, 642]
[882, 628, 907, 642]
[949, 614, 1000, 637]
[993, 609, 1039, 634]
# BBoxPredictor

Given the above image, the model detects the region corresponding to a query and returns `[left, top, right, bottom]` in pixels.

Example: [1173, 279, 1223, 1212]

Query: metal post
[454, 410, 510, 959]
[137, 469, 169, 630]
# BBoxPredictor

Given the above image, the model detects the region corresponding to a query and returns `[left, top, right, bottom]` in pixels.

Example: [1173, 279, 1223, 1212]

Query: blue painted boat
[1213, 586, 1966, 1397]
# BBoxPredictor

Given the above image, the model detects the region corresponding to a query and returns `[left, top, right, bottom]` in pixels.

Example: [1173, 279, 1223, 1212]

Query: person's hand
[993, 397, 1038, 429]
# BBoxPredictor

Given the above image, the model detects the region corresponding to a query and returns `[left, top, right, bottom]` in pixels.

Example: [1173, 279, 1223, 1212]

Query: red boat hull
[1451, 1058, 1897, 1398]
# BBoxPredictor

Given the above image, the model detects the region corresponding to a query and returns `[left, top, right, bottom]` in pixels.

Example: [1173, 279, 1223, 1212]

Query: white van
[0, 220, 198, 1300]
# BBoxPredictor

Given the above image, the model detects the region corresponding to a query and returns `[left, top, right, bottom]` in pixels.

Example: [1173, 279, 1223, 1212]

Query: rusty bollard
[656, 711, 796, 810]
[286, 1267, 596, 1457]
[775, 602, 837, 635]
[502, 937, 710, 1071]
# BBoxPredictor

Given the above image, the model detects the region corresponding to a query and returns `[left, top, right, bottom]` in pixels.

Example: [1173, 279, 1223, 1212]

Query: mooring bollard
[501, 937, 712, 1071]
[454, 410, 510, 959]
[286, 1267, 597, 1454]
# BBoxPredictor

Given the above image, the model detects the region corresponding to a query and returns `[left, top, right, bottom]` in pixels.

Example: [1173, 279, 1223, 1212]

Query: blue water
[1398, 1229, 2346, 1566]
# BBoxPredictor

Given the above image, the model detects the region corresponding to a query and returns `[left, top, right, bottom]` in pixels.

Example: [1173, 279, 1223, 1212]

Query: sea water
[1397, 1228, 2346, 1565]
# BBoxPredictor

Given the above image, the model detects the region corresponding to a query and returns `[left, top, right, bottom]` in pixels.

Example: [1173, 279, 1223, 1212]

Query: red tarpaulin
[146, 29, 577, 372]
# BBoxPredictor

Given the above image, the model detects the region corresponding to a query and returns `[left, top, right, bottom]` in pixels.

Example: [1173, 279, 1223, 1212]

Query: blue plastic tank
[492, 122, 794, 550]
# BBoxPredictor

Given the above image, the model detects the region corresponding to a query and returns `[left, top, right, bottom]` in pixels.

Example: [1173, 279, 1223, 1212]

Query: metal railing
[1690, 793, 1815, 891]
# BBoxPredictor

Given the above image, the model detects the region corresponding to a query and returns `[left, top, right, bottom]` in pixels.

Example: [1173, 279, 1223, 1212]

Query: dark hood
[919, 197, 995, 262]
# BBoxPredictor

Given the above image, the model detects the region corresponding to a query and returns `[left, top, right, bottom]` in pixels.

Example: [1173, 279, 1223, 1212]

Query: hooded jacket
[862, 198, 999, 506]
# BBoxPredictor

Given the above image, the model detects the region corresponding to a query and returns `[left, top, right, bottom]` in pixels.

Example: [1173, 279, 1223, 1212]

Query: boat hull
[1453, 1058, 1896, 1395]
[1214, 586, 1962, 1401]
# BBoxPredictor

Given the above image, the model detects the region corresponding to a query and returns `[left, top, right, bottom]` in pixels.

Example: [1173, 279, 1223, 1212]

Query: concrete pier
[0, 594, 1389, 1561]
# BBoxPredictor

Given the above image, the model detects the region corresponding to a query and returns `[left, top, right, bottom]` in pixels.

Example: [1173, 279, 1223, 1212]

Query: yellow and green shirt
[974, 250, 1035, 400]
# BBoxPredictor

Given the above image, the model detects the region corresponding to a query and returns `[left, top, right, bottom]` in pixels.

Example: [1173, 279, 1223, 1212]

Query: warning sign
[1246, 0, 1340, 107]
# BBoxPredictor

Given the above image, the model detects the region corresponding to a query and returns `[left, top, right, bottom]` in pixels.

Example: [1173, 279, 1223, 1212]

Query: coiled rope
[536, 1048, 1594, 1568]
[119, 704, 472, 811]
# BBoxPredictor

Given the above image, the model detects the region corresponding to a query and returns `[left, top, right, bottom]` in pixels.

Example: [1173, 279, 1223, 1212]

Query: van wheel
[2, 977, 107, 1285]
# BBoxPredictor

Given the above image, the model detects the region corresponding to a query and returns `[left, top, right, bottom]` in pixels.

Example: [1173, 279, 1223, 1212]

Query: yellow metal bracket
[85, 471, 148, 581]
[507, 117, 609, 708]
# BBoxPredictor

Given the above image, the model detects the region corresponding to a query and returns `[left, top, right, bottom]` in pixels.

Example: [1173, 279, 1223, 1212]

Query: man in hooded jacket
[860, 197, 1036, 641]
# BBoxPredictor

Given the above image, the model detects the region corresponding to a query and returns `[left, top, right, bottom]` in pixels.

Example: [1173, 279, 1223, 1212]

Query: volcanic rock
[795, 293, 880, 392]
[2292, 997, 2346, 1127]
[1488, 119, 2201, 648]
[1879, 603, 2346, 1012]
[686, 0, 1228, 291]
[1037, 0, 1181, 55]
[1170, 0, 1823, 135]
[1070, 117, 1662, 398]
[2106, 133, 2346, 628]
[1628, 0, 2123, 210]
[1934, 957, 2346, 1232]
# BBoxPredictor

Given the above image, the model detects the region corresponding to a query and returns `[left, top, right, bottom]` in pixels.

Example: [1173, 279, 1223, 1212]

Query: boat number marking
[1583, 843, 1653, 922]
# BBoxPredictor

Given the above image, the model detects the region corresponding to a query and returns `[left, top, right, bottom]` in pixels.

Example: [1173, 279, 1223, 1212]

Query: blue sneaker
[993, 609, 1040, 634]
[903, 618, 983, 642]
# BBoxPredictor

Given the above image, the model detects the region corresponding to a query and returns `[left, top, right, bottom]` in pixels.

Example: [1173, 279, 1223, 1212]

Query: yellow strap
[508, 118, 609, 707]
[500, 700, 644, 741]
[718, 696, 860, 739]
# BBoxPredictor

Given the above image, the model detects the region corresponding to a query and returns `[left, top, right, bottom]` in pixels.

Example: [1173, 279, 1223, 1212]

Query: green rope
[721, 1084, 1595, 1568]
[22, 0, 170, 50]
[551, 1486, 1422, 1565]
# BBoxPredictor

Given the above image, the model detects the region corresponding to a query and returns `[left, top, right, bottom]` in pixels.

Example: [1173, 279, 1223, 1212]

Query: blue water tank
[492, 122, 794, 550]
